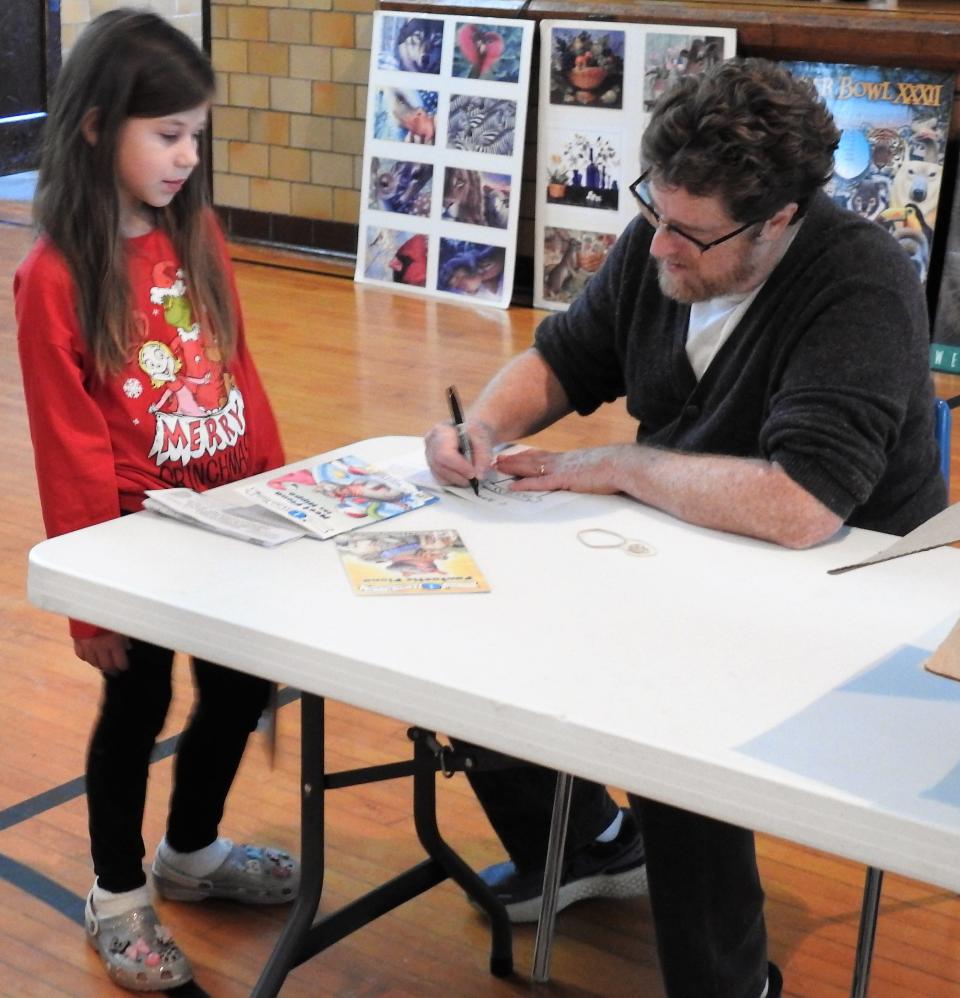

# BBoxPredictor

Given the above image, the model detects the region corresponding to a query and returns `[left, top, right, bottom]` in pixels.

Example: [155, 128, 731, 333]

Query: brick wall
[59, 0, 202, 56]
[210, 0, 374, 231]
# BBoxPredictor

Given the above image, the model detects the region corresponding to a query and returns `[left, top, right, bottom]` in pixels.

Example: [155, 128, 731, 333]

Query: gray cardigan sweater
[535, 191, 945, 536]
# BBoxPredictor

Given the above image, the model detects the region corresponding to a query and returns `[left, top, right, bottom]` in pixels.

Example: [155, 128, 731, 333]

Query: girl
[15, 10, 299, 992]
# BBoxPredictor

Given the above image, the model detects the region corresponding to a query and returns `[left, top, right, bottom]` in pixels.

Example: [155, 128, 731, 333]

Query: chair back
[936, 398, 952, 489]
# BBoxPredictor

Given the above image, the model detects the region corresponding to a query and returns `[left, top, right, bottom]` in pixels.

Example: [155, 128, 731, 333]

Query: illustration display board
[355, 12, 535, 308]
[533, 21, 737, 311]
[779, 61, 954, 304]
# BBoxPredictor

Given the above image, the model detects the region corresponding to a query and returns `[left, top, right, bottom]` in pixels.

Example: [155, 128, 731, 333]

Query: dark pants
[461, 747, 769, 998]
[86, 638, 271, 892]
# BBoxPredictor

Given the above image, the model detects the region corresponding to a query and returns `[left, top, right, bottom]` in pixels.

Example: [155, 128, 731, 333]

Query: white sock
[90, 882, 151, 918]
[595, 809, 623, 843]
[157, 836, 232, 877]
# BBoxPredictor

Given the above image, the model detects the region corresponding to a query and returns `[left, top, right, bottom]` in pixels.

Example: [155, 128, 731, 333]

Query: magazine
[143, 489, 307, 547]
[241, 455, 438, 540]
[335, 528, 490, 595]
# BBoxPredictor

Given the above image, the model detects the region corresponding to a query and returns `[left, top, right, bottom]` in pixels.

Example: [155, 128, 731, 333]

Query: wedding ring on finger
[539, 463, 546, 477]
[577, 528, 656, 557]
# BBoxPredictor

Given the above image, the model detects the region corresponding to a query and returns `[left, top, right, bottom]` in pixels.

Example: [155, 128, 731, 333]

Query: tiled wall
[209, 0, 374, 231]
[60, 0, 202, 55]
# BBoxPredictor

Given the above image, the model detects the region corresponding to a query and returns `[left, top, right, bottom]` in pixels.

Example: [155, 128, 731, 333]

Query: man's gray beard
[654, 253, 758, 304]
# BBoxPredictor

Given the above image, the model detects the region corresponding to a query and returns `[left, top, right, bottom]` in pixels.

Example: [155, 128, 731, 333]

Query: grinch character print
[148, 262, 231, 411]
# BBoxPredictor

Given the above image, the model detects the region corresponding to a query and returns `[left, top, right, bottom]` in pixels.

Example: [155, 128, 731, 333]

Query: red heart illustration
[457, 24, 503, 78]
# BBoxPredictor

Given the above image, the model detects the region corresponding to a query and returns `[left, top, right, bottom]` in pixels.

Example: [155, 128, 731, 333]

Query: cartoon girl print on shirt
[139, 340, 210, 416]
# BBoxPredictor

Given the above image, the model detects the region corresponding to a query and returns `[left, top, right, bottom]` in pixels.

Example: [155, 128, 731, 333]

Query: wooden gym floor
[3, 189, 960, 996]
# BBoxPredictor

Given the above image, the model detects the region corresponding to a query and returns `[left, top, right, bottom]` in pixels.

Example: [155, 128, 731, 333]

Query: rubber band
[577, 528, 656, 557]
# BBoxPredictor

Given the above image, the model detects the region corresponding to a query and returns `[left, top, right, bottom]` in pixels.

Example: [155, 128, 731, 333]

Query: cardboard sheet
[828, 502, 960, 575]
[925, 616, 960, 681]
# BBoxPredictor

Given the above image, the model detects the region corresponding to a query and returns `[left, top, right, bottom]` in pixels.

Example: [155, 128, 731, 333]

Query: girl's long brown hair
[34, 8, 235, 377]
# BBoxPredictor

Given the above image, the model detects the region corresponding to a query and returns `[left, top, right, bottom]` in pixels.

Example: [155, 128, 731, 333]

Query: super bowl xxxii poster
[779, 62, 955, 369]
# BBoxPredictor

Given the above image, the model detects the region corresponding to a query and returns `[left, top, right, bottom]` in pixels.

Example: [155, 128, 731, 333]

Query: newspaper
[144, 489, 307, 547]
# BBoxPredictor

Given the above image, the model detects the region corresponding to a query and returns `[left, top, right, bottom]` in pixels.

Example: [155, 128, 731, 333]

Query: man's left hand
[497, 446, 624, 494]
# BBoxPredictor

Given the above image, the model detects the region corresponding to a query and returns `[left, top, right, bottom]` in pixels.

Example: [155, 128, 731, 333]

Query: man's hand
[503, 442, 842, 548]
[499, 446, 625, 494]
[74, 632, 131, 675]
[425, 419, 496, 487]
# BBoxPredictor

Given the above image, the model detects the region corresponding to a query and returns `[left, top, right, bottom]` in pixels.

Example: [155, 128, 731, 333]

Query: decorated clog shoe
[152, 841, 299, 904]
[85, 890, 193, 992]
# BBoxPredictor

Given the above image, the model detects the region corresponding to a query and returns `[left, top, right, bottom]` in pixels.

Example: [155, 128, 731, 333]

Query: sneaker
[85, 890, 193, 992]
[479, 807, 647, 923]
[765, 961, 783, 998]
[152, 841, 299, 904]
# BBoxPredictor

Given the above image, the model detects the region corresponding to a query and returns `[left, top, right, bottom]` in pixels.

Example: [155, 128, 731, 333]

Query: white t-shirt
[685, 285, 763, 380]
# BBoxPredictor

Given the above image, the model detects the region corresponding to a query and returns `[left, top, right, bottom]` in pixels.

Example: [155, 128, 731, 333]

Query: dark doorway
[0, 0, 60, 177]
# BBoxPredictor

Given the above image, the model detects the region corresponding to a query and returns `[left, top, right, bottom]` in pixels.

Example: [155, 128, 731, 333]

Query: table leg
[410, 730, 513, 976]
[851, 866, 883, 998]
[251, 693, 327, 998]
[531, 771, 573, 983]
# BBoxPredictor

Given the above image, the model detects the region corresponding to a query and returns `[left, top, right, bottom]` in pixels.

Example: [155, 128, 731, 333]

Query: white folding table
[27, 436, 960, 996]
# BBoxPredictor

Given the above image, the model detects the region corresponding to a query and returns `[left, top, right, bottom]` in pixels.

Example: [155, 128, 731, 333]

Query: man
[425, 59, 945, 998]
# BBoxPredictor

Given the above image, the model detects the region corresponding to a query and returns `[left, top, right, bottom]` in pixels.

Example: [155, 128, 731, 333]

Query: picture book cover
[335, 528, 491, 595]
[779, 61, 954, 292]
[355, 12, 535, 308]
[931, 183, 960, 373]
[533, 20, 737, 310]
[241, 456, 437, 540]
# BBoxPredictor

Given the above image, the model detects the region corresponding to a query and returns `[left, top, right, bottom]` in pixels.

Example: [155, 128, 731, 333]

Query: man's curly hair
[641, 58, 840, 224]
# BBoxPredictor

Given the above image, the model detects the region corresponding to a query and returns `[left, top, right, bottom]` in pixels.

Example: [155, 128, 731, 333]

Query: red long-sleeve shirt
[15, 222, 284, 639]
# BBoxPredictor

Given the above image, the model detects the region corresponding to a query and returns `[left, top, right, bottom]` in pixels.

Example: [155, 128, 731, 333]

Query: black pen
[446, 385, 480, 495]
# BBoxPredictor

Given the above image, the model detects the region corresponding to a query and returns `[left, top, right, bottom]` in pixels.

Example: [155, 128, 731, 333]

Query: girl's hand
[73, 633, 132, 675]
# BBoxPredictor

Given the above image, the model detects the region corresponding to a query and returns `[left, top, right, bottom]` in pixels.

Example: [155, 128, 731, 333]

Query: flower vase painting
[546, 131, 621, 211]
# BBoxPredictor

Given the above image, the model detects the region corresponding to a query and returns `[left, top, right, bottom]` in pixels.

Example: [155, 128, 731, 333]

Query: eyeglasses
[629, 170, 763, 254]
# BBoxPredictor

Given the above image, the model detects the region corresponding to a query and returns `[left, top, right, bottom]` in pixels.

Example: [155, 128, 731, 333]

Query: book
[241, 455, 438, 540]
[931, 180, 960, 372]
[143, 489, 307, 547]
[779, 60, 954, 289]
[335, 528, 490, 595]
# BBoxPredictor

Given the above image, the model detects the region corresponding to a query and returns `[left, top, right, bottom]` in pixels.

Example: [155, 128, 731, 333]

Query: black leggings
[85, 638, 271, 892]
